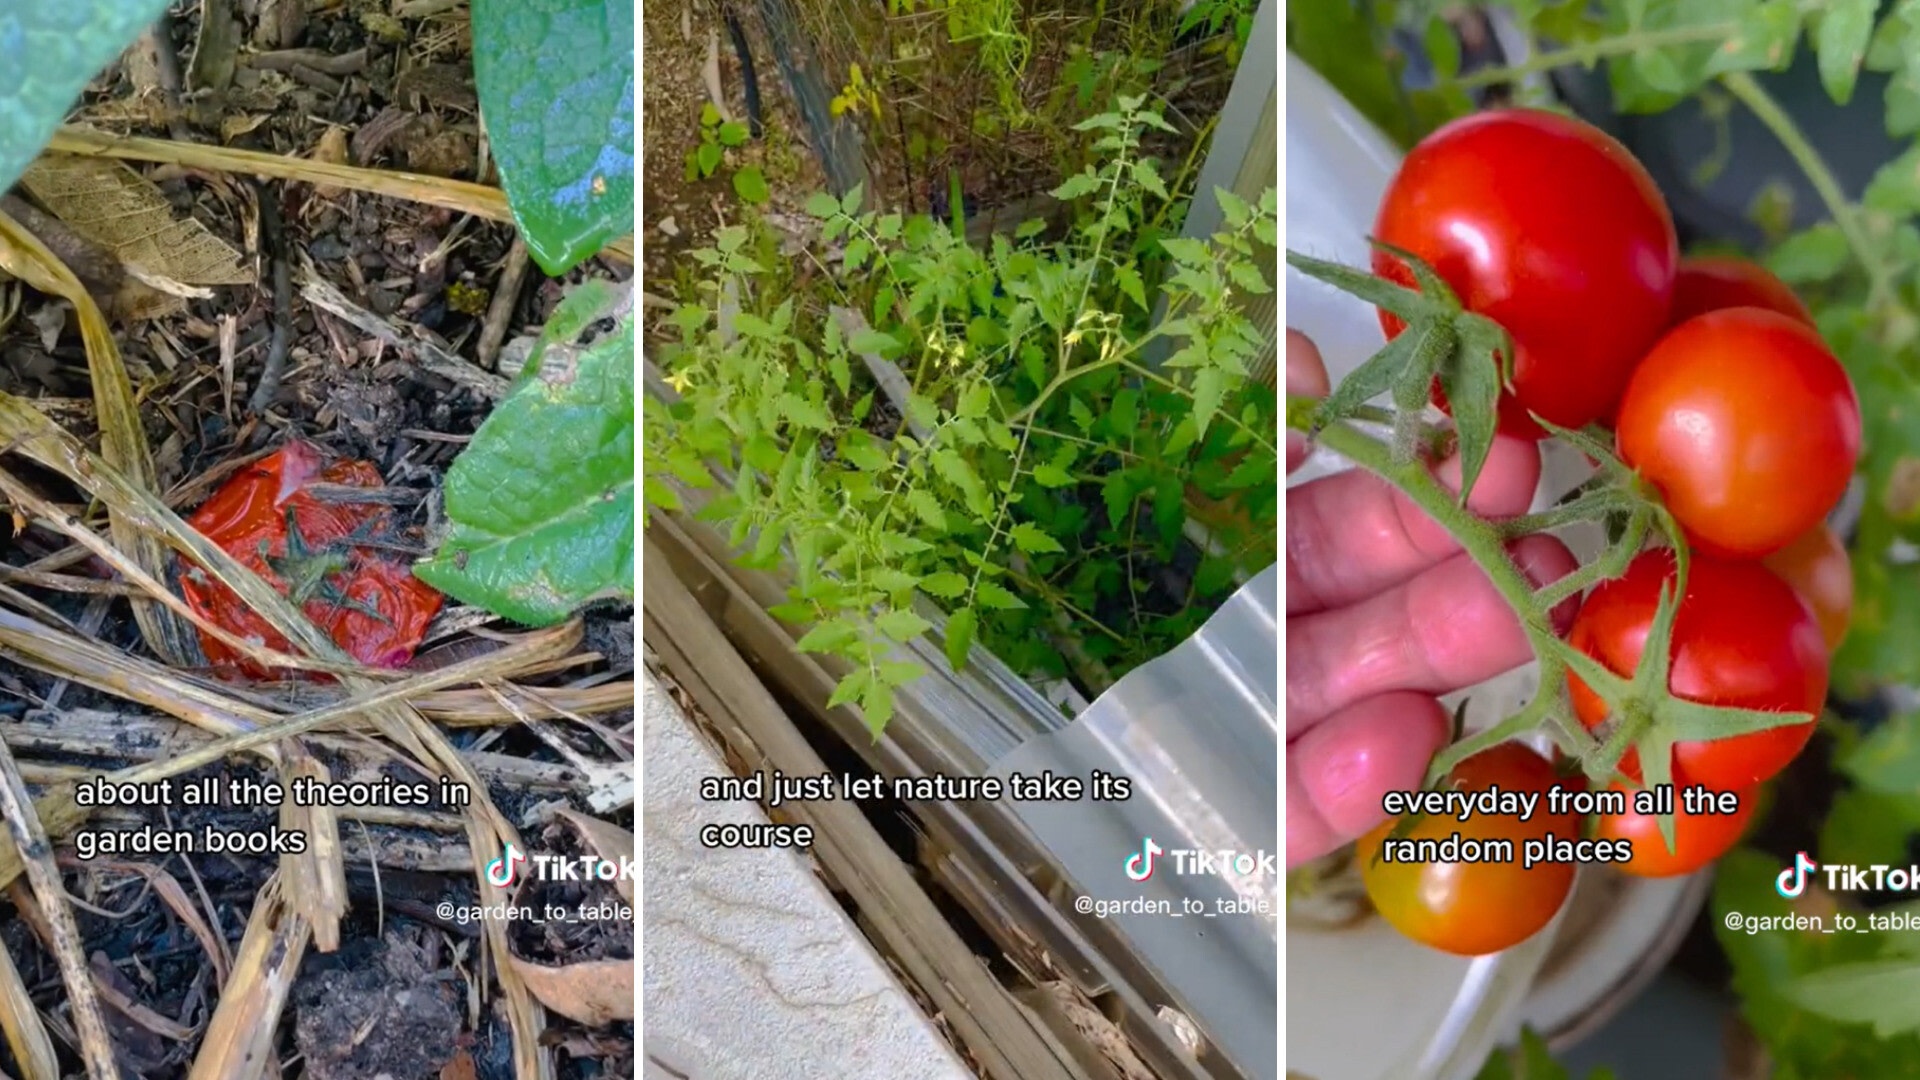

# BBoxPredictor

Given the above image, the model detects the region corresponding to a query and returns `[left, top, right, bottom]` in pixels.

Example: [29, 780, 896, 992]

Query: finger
[1286, 691, 1450, 870]
[1286, 535, 1577, 733]
[1286, 431, 1541, 616]
[1286, 330, 1329, 474]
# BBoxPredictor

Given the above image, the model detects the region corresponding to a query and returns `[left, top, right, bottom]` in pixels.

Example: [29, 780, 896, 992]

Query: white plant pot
[1283, 51, 1710, 1080]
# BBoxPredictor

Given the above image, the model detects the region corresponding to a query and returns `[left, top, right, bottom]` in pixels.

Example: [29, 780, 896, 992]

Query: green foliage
[1179, 0, 1258, 67]
[645, 96, 1277, 735]
[887, 0, 1029, 116]
[1715, 849, 1920, 1077]
[471, 0, 635, 275]
[0, 0, 171, 196]
[1473, 1028, 1616, 1080]
[685, 102, 768, 205]
[417, 282, 635, 625]
[1285, 0, 1473, 149]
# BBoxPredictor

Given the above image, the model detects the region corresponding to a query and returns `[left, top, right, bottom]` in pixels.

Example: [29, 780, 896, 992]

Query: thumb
[1286, 330, 1330, 475]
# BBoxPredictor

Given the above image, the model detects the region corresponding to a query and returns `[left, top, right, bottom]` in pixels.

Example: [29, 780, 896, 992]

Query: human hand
[1285, 330, 1578, 869]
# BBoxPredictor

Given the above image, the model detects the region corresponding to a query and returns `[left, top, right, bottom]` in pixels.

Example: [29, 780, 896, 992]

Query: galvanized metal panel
[986, 564, 1279, 1080]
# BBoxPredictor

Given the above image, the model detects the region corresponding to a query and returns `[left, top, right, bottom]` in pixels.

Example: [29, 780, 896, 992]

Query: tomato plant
[1615, 307, 1861, 559]
[1763, 523, 1854, 653]
[1370, 108, 1678, 440]
[1289, 0, 1920, 1070]
[1567, 549, 1827, 791]
[1593, 781, 1758, 879]
[179, 441, 443, 678]
[1666, 255, 1815, 328]
[1357, 742, 1580, 957]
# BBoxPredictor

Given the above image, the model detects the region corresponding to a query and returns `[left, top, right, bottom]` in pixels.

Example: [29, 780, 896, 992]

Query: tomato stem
[1719, 71, 1896, 310]
[1437, 22, 1764, 92]
[1433, 3, 1828, 93]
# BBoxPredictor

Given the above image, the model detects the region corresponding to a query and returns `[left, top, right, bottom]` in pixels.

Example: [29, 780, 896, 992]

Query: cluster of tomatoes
[1346, 109, 1863, 957]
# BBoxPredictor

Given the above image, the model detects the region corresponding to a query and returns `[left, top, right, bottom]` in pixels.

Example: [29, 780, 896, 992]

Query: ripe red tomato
[1568, 549, 1828, 791]
[1358, 741, 1580, 957]
[1615, 307, 1860, 558]
[1762, 523, 1853, 653]
[1667, 255, 1814, 328]
[179, 442, 443, 679]
[1372, 109, 1678, 440]
[1593, 781, 1757, 878]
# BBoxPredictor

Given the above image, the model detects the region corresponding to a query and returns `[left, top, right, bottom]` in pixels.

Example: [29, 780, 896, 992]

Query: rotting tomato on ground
[179, 441, 443, 679]
[1592, 780, 1758, 879]
[1666, 255, 1815, 328]
[1762, 522, 1854, 653]
[1358, 741, 1581, 957]
[1615, 307, 1861, 559]
[1568, 549, 1829, 792]
[1371, 108, 1678, 440]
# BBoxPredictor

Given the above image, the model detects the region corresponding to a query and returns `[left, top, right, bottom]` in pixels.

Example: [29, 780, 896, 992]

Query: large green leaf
[0, 1, 171, 196]
[471, 0, 634, 274]
[415, 287, 634, 625]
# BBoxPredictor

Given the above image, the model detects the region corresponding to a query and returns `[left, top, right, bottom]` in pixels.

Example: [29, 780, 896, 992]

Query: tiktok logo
[486, 843, 527, 889]
[1125, 837, 1163, 881]
[1777, 851, 1818, 898]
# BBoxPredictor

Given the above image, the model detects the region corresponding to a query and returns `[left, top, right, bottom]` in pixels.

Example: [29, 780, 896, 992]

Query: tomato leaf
[1782, 960, 1920, 1038]
[1704, 0, 1805, 77]
[1834, 709, 1920, 795]
[975, 581, 1025, 610]
[415, 300, 634, 625]
[859, 677, 896, 739]
[795, 618, 860, 654]
[828, 669, 871, 710]
[943, 606, 978, 673]
[1472, 1026, 1614, 1080]
[1819, 788, 1920, 867]
[1813, 0, 1878, 106]
[875, 607, 933, 642]
[919, 571, 969, 599]
[1767, 223, 1853, 283]
[1009, 521, 1065, 555]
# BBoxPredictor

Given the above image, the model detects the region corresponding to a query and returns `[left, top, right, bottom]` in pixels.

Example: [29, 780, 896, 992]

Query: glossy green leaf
[415, 302, 634, 625]
[472, 0, 635, 274]
[0, 0, 172, 197]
